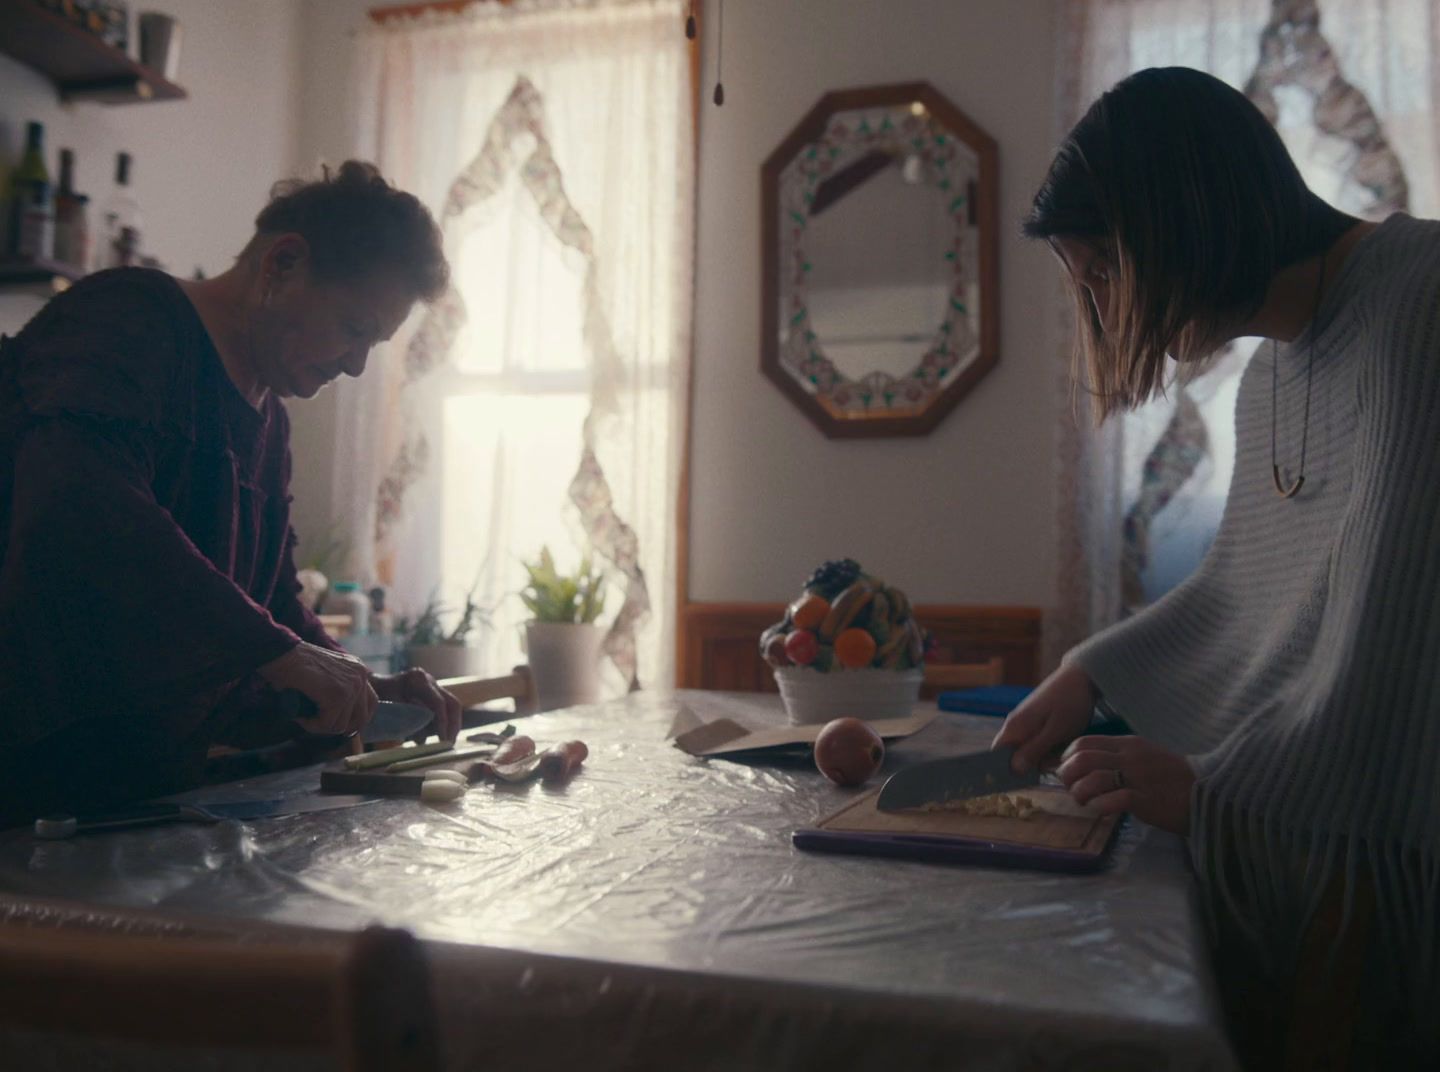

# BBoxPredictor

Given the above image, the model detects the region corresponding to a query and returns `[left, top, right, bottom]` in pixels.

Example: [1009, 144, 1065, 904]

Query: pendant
[1272, 464, 1304, 499]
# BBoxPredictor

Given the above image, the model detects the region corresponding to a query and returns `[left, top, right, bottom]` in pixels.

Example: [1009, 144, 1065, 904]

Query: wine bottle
[7, 121, 53, 261]
[52, 148, 92, 271]
[100, 151, 142, 269]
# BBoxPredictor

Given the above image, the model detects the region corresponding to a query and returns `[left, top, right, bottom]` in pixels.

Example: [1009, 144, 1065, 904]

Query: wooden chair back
[441, 664, 538, 723]
[921, 656, 1006, 697]
[0, 898, 439, 1071]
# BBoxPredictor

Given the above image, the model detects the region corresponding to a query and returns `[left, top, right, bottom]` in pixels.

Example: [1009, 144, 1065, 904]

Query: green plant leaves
[520, 546, 607, 624]
[397, 578, 490, 647]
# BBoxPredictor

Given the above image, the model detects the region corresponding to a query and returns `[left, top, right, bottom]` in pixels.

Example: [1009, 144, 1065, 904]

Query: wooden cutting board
[794, 786, 1122, 871]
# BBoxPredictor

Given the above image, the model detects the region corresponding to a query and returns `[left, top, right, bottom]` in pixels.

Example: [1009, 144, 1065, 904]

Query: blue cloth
[937, 687, 1134, 736]
[937, 686, 1034, 717]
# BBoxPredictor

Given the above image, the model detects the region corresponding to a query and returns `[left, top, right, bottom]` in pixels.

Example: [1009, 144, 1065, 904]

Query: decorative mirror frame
[760, 81, 999, 438]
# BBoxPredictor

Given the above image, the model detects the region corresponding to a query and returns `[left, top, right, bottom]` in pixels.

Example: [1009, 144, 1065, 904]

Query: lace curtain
[333, 0, 694, 689]
[1046, 0, 1440, 667]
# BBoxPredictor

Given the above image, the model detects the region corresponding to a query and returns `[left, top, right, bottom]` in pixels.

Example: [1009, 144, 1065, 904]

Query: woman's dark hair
[251, 160, 448, 302]
[1024, 66, 1352, 419]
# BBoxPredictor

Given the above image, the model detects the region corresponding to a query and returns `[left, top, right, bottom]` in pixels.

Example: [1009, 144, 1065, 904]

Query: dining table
[0, 691, 1238, 1071]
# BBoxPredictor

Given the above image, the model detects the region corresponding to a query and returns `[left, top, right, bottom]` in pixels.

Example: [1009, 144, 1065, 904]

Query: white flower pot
[406, 643, 484, 680]
[525, 622, 604, 712]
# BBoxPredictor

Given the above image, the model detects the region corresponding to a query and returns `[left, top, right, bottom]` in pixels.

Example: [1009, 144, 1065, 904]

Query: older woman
[997, 68, 1439, 1064]
[0, 161, 460, 823]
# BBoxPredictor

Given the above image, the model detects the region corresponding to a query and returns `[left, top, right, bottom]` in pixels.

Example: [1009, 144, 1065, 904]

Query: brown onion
[813, 718, 885, 787]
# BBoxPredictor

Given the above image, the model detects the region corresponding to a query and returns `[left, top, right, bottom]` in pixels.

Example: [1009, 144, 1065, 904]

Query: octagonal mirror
[761, 82, 999, 437]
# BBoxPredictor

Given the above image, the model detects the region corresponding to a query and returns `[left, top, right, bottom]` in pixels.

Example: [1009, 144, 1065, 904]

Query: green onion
[342, 740, 451, 771]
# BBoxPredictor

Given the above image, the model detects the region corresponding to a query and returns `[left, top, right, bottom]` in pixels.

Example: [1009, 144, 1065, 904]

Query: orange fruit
[835, 627, 878, 669]
[790, 593, 830, 631]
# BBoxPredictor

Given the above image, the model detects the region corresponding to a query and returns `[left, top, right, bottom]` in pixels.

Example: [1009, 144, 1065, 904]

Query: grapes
[803, 558, 862, 599]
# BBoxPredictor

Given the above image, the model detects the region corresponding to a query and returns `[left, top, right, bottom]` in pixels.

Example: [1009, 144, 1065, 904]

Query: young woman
[0, 162, 462, 823]
[997, 67, 1439, 1064]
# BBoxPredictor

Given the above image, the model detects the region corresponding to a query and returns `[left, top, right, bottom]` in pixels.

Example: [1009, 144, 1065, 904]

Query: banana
[905, 618, 925, 666]
[869, 589, 892, 630]
[885, 585, 911, 623]
[875, 628, 907, 667]
[818, 581, 874, 641]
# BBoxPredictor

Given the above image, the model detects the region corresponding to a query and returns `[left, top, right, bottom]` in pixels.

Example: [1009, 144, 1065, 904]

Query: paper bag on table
[670, 706, 937, 759]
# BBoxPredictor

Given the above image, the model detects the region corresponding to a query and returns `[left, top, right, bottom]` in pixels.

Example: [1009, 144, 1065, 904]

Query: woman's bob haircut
[1024, 66, 1351, 419]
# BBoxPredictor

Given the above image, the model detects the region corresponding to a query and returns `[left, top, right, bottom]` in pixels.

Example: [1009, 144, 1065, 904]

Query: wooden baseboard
[677, 602, 1042, 692]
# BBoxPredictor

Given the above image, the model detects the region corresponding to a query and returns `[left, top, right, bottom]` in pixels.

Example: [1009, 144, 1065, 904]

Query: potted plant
[398, 583, 489, 679]
[520, 546, 607, 711]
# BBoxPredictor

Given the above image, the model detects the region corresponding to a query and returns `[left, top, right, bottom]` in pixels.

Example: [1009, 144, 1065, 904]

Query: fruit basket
[773, 666, 924, 724]
[761, 559, 929, 725]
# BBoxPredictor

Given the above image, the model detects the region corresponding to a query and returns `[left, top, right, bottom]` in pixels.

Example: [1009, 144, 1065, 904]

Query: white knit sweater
[1070, 213, 1440, 1038]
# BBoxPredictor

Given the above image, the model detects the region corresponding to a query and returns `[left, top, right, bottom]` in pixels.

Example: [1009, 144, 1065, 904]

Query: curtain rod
[368, 0, 515, 25]
[365, 0, 702, 122]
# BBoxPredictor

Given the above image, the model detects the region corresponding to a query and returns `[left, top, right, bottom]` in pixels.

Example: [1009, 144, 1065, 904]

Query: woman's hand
[258, 642, 377, 737]
[992, 660, 1099, 773]
[372, 667, 462, 743]
[1056, 735, 1195, 835]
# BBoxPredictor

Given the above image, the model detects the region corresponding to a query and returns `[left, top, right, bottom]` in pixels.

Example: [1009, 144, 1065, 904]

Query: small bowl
[773, 666, 924, 725]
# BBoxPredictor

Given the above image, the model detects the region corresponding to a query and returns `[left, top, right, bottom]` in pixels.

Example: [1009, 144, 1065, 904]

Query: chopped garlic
[918, 792, 1039, 819]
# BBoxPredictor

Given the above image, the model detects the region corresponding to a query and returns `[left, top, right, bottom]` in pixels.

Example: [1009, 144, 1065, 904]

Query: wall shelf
[0, 256, 83, 292]
[0, 1, 186, 105]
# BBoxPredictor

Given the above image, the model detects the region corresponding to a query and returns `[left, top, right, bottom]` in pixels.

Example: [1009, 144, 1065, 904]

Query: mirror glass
[762, 86, 997, 437]
[805, 152, 957, 381]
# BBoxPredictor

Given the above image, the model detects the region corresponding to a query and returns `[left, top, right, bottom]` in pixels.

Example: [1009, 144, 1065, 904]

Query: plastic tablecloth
[0, 692, 1237, 1071]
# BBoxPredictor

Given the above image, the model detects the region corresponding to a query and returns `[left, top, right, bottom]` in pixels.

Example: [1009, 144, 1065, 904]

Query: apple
[813, 717, 884, 786]
[762, 631, 791, 668]
[784, 628, 819, 666]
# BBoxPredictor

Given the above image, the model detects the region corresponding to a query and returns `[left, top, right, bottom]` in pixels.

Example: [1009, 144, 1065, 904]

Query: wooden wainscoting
[678, 603, 1042, 692]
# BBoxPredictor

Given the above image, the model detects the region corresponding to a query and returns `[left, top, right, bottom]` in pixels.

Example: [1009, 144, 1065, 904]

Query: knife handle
[34, 803, 203, 840]
[276, 689, 358, 751]
[277, 689, 319, 720]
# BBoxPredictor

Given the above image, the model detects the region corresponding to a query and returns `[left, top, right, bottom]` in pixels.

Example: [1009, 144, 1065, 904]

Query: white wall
[278, 0, 1063, 609]
[690, 0, 1059, 606]
[283, 0, 374, 560]
[0, 0, 303, 328]
[0, 0, 312, 536]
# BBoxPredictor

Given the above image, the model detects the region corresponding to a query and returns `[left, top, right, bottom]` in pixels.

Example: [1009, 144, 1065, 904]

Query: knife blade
[34, 794, 379, 839]
[361, 701, 433, 743]
[875, 746, 1040, 813]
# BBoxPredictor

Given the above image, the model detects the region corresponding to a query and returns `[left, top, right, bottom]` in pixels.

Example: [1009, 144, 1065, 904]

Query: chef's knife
[33, 794, 378, 840]
[278, 691, 434, 745]
[361, 700, 434, 743]
[875, 746, 1040, 812]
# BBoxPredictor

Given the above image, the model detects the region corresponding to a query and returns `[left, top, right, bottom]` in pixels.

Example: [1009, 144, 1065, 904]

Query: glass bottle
[7, 121, 53, 261]
[101, 151, 142, 269]
[52, 148, 91, 272]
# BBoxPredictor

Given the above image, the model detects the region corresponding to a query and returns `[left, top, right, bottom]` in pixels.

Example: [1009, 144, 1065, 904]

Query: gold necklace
[1271, 253, 1328, 499]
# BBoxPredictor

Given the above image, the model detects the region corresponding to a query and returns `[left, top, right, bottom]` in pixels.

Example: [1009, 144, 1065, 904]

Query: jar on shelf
[322, 581, 370, 637]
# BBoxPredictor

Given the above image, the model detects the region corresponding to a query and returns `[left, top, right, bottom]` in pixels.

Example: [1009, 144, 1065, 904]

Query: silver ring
[1113, 769, 1126, 791]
